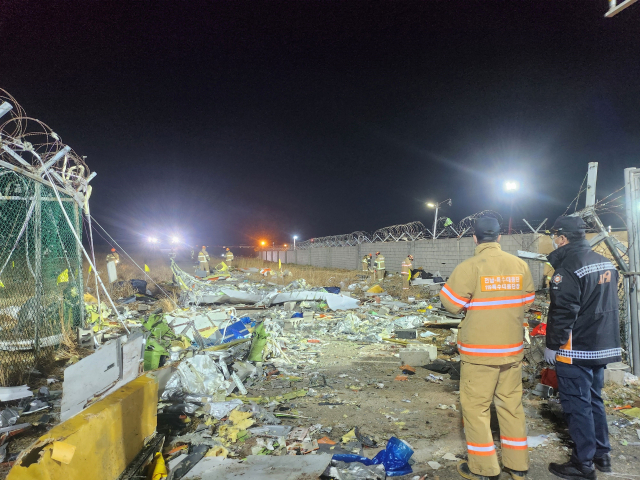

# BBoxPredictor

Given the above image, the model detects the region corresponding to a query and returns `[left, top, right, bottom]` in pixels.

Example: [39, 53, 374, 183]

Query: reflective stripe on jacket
[226, 251, 234, 261]
[439, 242, 535, 365]
[199, 251, 210, 262]
[375, 255, 385, 270]
[401, 257, 412, 275]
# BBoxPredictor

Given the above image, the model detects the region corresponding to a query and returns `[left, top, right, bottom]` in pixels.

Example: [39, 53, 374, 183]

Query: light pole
[503, 180, 520, 234]
[426, 199, 452, 240]
[293, 235, 298, 250]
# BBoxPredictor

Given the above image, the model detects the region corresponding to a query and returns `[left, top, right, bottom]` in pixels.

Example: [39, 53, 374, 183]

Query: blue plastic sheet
[291, 312, 303, 318]
[332, 437, 413, 477]
[323, 286, 341, 294]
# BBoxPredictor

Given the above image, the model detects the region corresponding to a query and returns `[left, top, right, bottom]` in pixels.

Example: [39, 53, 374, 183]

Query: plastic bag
[332, 436, 413, 477]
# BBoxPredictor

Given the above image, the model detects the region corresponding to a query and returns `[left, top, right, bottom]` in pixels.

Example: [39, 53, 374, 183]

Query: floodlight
[503, 181, 520, 192]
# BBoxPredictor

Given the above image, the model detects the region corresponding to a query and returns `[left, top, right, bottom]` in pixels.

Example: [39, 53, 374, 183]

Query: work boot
[593, 454, 611, 473]
[504, 467, 527, 479]
[456, 461, 495, 480]
[548, 461, 597, 480]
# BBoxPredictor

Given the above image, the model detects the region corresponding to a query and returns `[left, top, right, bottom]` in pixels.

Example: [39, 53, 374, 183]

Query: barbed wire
[288, 211, 510, 249]
[0, 89, 92, 199]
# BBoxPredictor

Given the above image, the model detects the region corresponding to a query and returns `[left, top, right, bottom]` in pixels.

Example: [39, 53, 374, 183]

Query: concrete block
[604, 369, 625, 385]
[283, 301, 296, 311]
[399, 345, 438, 366]
[8, 375, 158, 480]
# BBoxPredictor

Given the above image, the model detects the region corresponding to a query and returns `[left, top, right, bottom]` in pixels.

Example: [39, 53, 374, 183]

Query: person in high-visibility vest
[374, 251, 385, 281]
[362, 254, 371, 272]
[198, 246, 210, 273]
[106, 248, 120, 264]
[440, 217, 534, 480]
[225, 248, 234, 264]
[106, 248, 120, 283]
[401, 255, 413, 290]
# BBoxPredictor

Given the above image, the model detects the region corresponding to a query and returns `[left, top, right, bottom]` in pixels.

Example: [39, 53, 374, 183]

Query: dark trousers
[556, 362, 610, 468]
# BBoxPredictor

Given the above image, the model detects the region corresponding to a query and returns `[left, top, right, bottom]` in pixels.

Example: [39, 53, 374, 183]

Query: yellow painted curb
[8, 374, 158, 480]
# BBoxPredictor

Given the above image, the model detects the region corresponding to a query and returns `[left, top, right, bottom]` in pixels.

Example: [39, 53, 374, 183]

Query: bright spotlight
[503, 181, 520, 192]
[148, 237, 158, 243]
[426, 203, 435, 208]
[171, 236, 180, 244]
[261, 241, 266, 246]
[293, 235, 298, 240]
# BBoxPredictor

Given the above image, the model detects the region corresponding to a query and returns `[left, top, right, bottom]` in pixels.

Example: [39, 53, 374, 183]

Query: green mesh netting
[0, 170, 83, 385]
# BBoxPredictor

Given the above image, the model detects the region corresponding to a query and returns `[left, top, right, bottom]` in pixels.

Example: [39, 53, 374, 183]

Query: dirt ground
[243, 335, 640, 480]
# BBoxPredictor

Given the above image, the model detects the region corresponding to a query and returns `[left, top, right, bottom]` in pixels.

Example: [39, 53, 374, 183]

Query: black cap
[473, 217, 501, 239]
[551, 216, 587, 234]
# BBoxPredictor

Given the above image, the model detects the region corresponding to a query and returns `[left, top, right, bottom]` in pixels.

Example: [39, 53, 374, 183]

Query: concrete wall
[260, 234, 545, 289]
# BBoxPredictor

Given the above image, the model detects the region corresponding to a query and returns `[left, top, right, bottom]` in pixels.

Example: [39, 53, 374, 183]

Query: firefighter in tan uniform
[225, 248, 234, 264]
[374, 251, 385, 281]
[198, 246, 210, 273]
[106, 248, 120, 265]
[439, 217, 535, 480]
[362, 254, 371, 272]
[401, 254, 413, 290]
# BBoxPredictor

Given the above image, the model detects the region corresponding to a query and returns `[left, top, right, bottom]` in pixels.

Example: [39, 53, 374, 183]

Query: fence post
[34, 183, 42, 357]
[74, 202, 85, 327]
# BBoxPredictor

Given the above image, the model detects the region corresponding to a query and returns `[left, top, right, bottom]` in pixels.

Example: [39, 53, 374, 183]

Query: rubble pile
[2, 262, 639, 479]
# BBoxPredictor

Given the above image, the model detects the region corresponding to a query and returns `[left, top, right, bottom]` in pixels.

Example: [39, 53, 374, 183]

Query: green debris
[248, 321, 269, 362]
[142, 313, 183, 371]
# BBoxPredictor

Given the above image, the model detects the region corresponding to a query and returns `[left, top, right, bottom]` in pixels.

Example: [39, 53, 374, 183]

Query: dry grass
[233, 256, 430, 301]
[158, 296, 177, 313]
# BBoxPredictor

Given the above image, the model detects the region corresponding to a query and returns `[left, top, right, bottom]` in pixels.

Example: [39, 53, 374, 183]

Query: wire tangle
[0, 89, 91, 199]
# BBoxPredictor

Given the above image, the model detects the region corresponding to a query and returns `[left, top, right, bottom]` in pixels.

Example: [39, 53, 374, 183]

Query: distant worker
[362, 254, 370, 272]
[225, 247, 234, 264]
[106, 248, 120, 264]
[401, 254, 413, 290]
[439, 217, 534, 480]
[374, 251, 385, 281]
[106, 248, 119, 283]
[198, 245, 210, 273]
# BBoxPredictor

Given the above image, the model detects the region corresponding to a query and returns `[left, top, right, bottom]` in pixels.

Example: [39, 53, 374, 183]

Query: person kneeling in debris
[544, 216, 621, 480]
[439, 217, 535, 480]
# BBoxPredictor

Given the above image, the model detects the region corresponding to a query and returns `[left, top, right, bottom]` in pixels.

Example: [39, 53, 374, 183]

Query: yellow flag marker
[88, 264, 92, 274]
[11, 261, 14, 268]
[278, 258, 281, 270]
[0, 281, 4, 288]
[57, 269, 69, 284]
[145, 264, 150, 272]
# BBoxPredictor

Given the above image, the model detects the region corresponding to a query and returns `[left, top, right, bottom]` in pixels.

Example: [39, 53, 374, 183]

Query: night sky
[1, 1, 639, 247]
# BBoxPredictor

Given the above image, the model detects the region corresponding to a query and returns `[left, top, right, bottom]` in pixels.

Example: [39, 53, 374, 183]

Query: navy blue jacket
[546, 239, 621, 366]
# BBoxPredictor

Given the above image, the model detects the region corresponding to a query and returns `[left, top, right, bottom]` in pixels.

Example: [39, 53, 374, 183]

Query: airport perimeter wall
[259, 234, 545, 290]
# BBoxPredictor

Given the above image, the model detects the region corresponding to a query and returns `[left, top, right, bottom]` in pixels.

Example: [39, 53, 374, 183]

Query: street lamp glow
[293, 235, 298, 240]
[503, 180, 520, 192]
[260, 241, 266, 246]
[426, 203, 435, 208]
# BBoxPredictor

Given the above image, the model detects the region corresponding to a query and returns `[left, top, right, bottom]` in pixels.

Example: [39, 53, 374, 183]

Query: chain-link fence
[0, 170, 83, 386]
